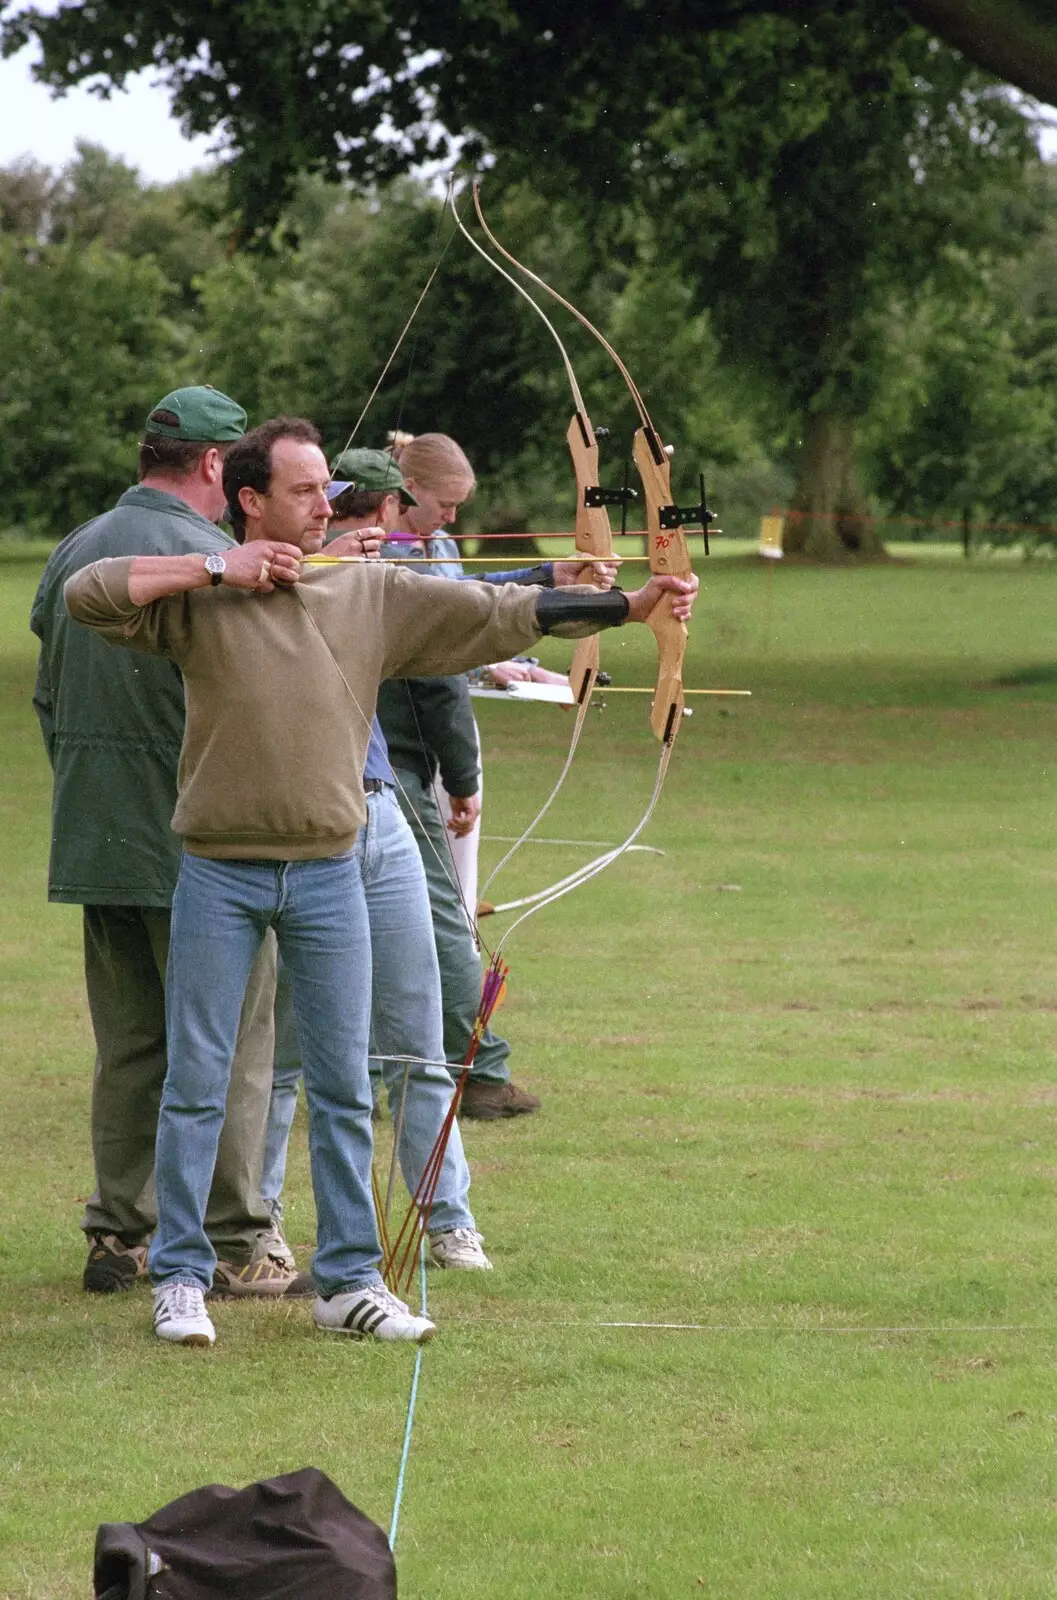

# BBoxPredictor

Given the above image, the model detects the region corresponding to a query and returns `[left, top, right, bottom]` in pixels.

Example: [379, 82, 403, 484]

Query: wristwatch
[203, 553, 226, 587]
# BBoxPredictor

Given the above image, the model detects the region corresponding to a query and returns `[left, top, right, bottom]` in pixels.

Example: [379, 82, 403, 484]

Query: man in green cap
[326, 446, 419, 506]
[31, 385, 303, 1299]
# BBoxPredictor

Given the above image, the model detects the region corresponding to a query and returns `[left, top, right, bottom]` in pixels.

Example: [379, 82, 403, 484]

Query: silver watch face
[204, 553, 226, 579]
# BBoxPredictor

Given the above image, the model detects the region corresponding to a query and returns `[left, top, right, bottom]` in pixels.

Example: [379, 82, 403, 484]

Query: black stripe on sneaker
[343, 1301, 388, 1335]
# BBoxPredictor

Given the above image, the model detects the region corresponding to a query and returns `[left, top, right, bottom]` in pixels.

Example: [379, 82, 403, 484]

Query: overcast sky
[2, 40, 1056, 184]
[0, 45, 216, 180]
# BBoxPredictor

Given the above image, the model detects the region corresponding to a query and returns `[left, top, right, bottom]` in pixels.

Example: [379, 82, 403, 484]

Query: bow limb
[451, 185, 614, 584]
[473, 182, 654, 432]
[449, 182, 614, 899]
[473, 184, 694, 750]
[449, 177, 615, 579]
[449, 181, 595, 450]
[331, 250, 451, 472]
[458, 187, 618, 709]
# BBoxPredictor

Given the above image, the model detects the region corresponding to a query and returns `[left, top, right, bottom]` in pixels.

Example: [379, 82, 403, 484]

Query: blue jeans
[390, 767, 511, 1084]
[149, 848, 381, 1297]
[264, 788, 474, 1234]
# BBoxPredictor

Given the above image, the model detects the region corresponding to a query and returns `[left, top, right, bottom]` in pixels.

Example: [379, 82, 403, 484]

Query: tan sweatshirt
[65, 557, 542, 861]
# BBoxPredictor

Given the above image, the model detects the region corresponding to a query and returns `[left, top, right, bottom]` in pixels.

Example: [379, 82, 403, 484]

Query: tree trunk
[784, 411, 885, 560]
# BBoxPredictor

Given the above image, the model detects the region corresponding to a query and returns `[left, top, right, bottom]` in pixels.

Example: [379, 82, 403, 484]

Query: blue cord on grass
[388, 1241, 428, 1550]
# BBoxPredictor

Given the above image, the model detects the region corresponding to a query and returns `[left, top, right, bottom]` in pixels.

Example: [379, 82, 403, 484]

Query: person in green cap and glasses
[31, 385, 306, 1301]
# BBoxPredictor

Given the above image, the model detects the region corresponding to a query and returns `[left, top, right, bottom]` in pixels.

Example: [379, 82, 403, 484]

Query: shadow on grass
[987, 663, 1057, 691]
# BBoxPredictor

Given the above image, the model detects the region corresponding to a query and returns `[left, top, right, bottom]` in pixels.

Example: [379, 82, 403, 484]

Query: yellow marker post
[759, 515, 784, 560]
[758, 515, 783, 651]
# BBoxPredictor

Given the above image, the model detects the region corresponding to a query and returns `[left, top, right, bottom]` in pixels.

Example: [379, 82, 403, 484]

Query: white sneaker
[428, 1227, 493, 1270]
[152, 1282, 216, 1347]
[313, 1283, 436, 1343]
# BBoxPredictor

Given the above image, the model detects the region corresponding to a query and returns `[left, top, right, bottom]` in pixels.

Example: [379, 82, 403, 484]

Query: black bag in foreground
[93, 1467, 397, 1599]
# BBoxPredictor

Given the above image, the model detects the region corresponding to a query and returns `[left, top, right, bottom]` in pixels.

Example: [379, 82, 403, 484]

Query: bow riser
[633, 428, 691, 744]
[568, 633, 600, 706]
[567, 411, 615, 704]
[568, 412, 615, 557]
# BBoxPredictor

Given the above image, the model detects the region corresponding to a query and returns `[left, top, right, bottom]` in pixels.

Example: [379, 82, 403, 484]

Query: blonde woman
[376, 433, 617, 1119]
[393, 434, 486, 917]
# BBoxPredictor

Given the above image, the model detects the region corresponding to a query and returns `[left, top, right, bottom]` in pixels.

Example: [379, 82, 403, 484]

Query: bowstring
[302, 184, 667, 1255]
[327, 190, 459, 482]
[323, 184, 678, 954]
[489, 741, 673, 960]
[313, 180, 489, 948]
[476, 688, 594, 902]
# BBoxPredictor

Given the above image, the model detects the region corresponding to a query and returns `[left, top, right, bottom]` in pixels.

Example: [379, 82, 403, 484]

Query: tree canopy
[0, 148, 785, 537]
[2, 0, 1056, 555]
[3, 1, 1055, 238]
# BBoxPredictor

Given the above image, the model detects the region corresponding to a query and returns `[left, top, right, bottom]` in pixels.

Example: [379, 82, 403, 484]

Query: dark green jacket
[30, 486, 234, 905]
[376, 675, 480, 797]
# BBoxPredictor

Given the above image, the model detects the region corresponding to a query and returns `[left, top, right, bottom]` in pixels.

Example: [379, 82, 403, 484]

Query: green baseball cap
[143, 385, 247, 443]
[329, 447, 418, 505]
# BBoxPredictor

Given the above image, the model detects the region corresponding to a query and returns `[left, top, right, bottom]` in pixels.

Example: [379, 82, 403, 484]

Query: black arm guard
[534, 586, 630, 639]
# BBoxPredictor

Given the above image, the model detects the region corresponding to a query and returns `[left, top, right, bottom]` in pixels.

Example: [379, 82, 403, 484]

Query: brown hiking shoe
[257, 1217, 296, 1272]
[247, 1219, 317, 1296]
[210, 1253, 308, 1299]
[459, 1079, 541, 1121]
[83, 1232, 149, 1293]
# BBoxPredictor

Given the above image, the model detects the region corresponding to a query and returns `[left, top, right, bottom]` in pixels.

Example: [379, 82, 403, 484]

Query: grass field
[3, 548, 1057, 1597]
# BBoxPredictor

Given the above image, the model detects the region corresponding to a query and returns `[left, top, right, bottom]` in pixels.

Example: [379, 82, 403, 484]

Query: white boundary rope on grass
[382, 1301, 1042, 1549]
[439, 1315, 1046, 1335]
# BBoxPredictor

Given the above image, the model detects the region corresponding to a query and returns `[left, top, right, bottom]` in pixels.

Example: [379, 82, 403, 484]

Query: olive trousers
[80, 904, 276, 1262]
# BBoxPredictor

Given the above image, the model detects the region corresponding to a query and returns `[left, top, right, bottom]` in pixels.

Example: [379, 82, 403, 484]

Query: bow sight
[659, 472, 714, 555]
[585, 425, 715, 551]
[581, 427, 637, 535]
